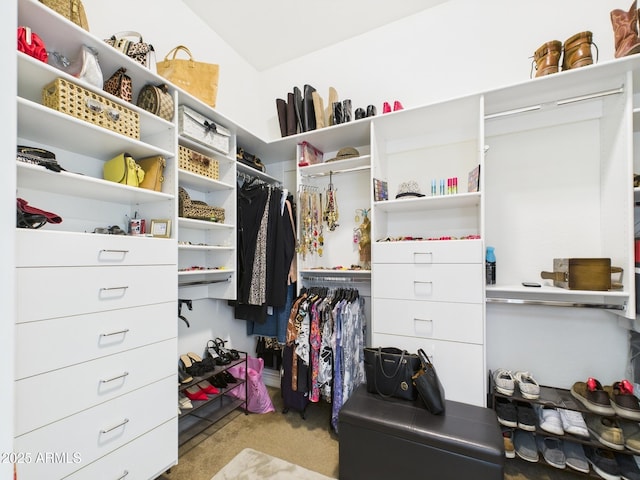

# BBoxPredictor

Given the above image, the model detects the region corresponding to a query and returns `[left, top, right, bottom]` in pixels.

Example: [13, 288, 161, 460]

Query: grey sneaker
[514, 430, 538, 463]
[615, 452, 640, 480]
[584, 446, 621, 480]
[514, 371, 540, 399]
[493, 368, 515, 396]
[558, 407, 589, 438]
[563, 440, 589, 474]
[620, 420, 640, 454]
[536, 436, 566, 469]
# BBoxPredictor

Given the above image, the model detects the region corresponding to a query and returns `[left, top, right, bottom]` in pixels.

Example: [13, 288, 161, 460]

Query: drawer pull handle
[100, 329, 130, 337]
[101, 371, 129, 383]
[414, 252, 433, 263]
[101, 418, 129, 434]
[100, 286, 129, 292]
[100, 249, 129, 254]
[116, 471, 129, 480]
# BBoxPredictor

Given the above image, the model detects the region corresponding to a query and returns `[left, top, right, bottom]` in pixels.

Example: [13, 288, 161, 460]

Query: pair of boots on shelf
[256, 336, 283, 370]
[532, 32, 597, 78]
[275, 86, 377, 137]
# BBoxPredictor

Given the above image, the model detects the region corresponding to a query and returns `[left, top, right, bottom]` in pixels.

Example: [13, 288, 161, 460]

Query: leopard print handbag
[136, 83, 174, 121]
[103, 67, 132, 102]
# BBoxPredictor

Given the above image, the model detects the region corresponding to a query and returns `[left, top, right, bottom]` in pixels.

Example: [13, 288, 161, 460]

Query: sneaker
[536, 436, 566, 469]
[514, 371, 540, 399]
[558, 407, 589, 438]
[606, 380, 640, 421]
[495, 397, 517, 428]
[563, 440, 590, 474]
[514, 430, 539, 463]
[516, 402, 537, 432]
[502, 428, 515, 459]
[584, 445, 621, 480]
[534, 404, 564, 436]
[616, 452, 640, 480]
[493, 369, 515, 396]
[620, 420, 640, 454]
[571, 377, 616, 416]
[585, 413, 625, 451]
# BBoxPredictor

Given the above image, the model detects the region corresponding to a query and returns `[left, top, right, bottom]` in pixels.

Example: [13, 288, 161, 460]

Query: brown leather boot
[611, 1, 640, 58]
[533, 40, 562, 77]
[562, 31, 596, 70]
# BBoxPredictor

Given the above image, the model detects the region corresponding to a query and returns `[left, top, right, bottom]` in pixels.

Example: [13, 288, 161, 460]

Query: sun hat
[326, 147, 360, 162]
[395, 181, 425, 199]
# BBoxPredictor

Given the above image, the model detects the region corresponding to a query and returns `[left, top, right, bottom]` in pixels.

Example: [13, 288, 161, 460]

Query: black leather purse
[236, 147, 266, 173]
[412, 348, 446, 414]
[363, 347, 421, 401]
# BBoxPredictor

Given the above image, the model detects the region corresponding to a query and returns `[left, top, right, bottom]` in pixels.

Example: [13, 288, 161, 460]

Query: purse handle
[417, 348, 433, 369]
[164, 45, 194, 62]
[110, 31, 145, 42]
[373, 347, 407, 398]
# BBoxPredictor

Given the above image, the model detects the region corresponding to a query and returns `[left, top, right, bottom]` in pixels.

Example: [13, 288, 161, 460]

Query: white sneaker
[559, 408, 589, 438]
[493, 368, 515, 396]
[514, 371, 540, 399]
[535, 404, 564, 436]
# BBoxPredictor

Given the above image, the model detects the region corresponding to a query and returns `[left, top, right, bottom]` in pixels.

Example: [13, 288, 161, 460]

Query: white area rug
[211, 448, 336, 480]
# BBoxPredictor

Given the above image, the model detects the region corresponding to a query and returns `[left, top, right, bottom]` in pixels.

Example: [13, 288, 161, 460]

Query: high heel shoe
[215, 338, 240, 360]
[184, 385, 208, 401]
[207, 339, 231, 365]
[382, 102, 391, 113]
[222, 371, 237, 384]
[393, 101, 404, 111]
[197, 380, 220, 395]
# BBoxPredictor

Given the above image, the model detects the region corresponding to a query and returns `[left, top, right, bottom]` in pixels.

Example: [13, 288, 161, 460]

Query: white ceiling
[181, 0, 450, 71]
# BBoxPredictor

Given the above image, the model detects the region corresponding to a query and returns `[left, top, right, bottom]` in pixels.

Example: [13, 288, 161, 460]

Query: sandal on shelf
[207, 339, 231, 366]
[188, 352, 216, 373]
[215, 337, 240, 360]
[197, 380, 219, 395]
[178, 367, 193, 385]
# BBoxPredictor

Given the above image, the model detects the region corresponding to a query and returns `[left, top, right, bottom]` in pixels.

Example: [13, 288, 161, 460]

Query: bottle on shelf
[486, 246, 496, 285]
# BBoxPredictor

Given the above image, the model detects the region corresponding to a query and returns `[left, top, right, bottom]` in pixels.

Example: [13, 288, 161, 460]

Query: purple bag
[227, 356, 275, 414]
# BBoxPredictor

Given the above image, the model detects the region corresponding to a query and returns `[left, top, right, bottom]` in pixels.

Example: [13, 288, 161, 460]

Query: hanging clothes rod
[484, 86, 624, 120]
[303, 165, 371, 178]
[179, 277, 232, 287]
[301, 274, 371, 283]
[236, 170, 282, 187]
[486, 297, 625, 310]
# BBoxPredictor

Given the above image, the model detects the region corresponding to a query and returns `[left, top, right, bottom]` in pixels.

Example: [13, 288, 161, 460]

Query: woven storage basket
[178, 186, 225, 222]
[42, 77, 140, 139]
[178, 145, 219, 180]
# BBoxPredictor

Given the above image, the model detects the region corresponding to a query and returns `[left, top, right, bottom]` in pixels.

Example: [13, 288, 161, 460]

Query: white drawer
[15, 339, 177, 436]
[372, 263, 483, 303]
[16, 229, 177, 267]
[16, 302, 176, 379]
[14, 376, 176, 480]
[372, 298, 483, 344]
[17, 265, 176, 323]
[373, 239, 482, 264]
[64, 419, 177, 480]
[370, 333, 485, 407]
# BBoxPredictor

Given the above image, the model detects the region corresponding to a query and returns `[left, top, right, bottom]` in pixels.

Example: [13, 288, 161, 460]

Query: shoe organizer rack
[178, 352, 248, 446]
[488, 374, 637, 478]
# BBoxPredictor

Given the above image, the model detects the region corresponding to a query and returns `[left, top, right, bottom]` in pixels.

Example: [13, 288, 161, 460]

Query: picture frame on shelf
[150, 219, 171, 238]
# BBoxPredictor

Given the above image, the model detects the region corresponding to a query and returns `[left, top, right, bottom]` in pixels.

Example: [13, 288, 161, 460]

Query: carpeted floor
[156, 386, 588, 480]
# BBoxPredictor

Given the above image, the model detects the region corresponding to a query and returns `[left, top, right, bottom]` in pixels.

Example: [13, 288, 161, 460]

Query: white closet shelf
[178, 244, 233, 251]
[374, 192, 481, 213]
[299, 155, 371, 178]
[178, 170, 234, 191]
[17, 161, 174, 203]
[178, 217, 234, 230]
[486, 284, 628, 310]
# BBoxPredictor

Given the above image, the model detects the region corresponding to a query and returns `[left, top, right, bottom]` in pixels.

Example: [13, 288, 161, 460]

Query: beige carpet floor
[156, 386, 589, 480]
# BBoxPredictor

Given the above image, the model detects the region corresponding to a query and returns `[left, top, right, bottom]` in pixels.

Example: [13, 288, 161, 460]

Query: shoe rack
[489, 375, 638, 478]
[177, 352, 248, 446]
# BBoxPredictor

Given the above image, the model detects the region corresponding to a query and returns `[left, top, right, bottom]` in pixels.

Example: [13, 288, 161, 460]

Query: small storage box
[178, 145, 219, 180]
[178, 105, 230, 155]
[42, 77, 140, 139]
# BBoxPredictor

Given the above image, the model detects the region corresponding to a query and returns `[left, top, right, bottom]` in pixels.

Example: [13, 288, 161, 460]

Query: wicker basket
[42, 77, 140, 139]
[178, 187, 225, 222]
[178, 145, 219, 180]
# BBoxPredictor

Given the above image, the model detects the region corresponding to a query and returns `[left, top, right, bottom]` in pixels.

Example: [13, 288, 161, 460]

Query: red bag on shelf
[17, 27, 48, 63]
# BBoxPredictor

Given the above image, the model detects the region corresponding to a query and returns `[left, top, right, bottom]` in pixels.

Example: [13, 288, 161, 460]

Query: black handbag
[412, 348, 446, 414]
[363, 347, 421, 401]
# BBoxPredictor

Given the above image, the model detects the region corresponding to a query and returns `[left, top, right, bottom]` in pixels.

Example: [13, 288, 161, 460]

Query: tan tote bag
[157, 46, 219, 108]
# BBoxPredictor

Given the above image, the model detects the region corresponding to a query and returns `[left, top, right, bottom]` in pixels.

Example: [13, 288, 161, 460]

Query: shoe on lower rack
[534, 404, 564, 436]
[495, 397, 517, 428]
[584, 445, 621, 480]
[516, 402, 537, 432]
[493, 368, 515, 396]
[514, 430, 539, 463]
[563, 440, 589, 474]
[502, 428, 515, 459]
[513, 371, 540, 399]
[606, 379, 640, 421]
[558, 407, 589, 438]
[615, 452, 640, 480]
[536, 436, 566, 470]
[619, 420, 640, 454]
[585, 413, 625, 451]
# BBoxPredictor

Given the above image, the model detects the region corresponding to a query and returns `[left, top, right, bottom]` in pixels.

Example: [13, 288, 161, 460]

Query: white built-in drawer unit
[14, 376, 176, 480]
[372, 239, 482, 264]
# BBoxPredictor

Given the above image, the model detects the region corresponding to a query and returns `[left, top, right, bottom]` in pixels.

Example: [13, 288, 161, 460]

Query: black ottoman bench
[338, 385, 504, 480]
